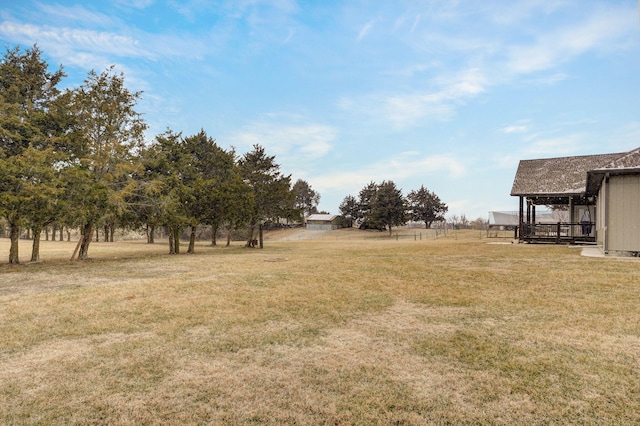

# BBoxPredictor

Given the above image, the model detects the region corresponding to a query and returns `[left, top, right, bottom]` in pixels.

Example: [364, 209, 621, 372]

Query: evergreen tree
[139, 129, 188, 254]
[407, 185, 448, 228]
[239, 144, 292, 248]
[182, 130, 240, 253]
[338, 194, 358, 228]
[356, 182, 385, 230]
[61, 66, 147, 260]
[292, 179, 320, 220]
[370, 180, 407, 236]
[0, 45, 65, 264]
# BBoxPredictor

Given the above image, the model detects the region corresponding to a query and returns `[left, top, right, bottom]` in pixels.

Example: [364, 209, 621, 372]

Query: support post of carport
[526, 199, 532, 239]
[569, 196, 574, 238]
[532, 204, 536, 225]
[518, 196, 524, 241]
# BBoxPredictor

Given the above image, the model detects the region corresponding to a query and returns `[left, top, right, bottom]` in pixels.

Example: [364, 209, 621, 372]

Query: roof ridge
[520, 150, 625, 163]
[599, 146, 640, 169]
[511, 148, 638, 196]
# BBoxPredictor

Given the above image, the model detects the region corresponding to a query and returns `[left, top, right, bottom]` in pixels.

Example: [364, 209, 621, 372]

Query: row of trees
[339, 182, 448, 235]
[0, 45, 320, 264]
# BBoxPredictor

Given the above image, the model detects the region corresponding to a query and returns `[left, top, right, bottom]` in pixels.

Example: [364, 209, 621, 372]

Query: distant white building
[306, 214, 340, 231]
[489, 210, 568, 230]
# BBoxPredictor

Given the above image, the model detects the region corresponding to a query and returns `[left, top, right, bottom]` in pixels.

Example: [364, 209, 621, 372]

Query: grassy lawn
[1, 232, 639, 424]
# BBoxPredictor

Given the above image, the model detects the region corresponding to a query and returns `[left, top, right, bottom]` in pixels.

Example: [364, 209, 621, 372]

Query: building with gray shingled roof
[511, 147, 640, 256]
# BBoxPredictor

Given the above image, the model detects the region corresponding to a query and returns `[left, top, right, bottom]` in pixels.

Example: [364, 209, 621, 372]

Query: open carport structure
[511, 147, 640, 250]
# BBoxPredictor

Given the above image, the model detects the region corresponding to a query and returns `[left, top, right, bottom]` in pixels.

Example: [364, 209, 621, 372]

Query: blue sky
[1, 1, 639, 219]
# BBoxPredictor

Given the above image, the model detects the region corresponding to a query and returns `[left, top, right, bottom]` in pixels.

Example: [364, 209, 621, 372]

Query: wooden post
[532, 204, 536, 224]
[518, 196, 524, 241]
[569, 196, 574, 238]
[526, 198, 532, 240]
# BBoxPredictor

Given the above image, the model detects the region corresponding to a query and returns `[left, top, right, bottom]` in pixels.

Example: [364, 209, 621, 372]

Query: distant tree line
[0, 45, 320, 264]
[339, 182, 448, 235]
[449, 215, 490, 231]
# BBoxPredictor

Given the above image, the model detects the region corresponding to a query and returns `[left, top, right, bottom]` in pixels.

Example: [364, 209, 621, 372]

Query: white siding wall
[307, 223, 336, 231]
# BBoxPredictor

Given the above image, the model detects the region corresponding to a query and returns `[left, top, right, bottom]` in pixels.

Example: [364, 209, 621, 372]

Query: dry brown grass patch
[1, 233, 640, 423]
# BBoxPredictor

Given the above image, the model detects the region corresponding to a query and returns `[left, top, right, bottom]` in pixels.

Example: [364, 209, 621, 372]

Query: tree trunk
[109, 224, 114, 242]
[211, 224, 218, 246]
[259, 223, 264, 249]
[246, 222, 256, 247]
[52, 224, 57, 241]
[147, 223, 156, 244]
[31, 227, 42, 263]
[167, 225, 175, 254]
[66, 228, 70, 241]
[173, 227, 181, 254]
[188, 226, 196, 254]
[95, 228, 99, 242]
[45, 227, 49, 241]
[104, 225, 109, 242]
[226, 230, 231, 247]
[71, 238, 82, 261]
[8, 223, 20, 264]
[78, 223, 93, 260]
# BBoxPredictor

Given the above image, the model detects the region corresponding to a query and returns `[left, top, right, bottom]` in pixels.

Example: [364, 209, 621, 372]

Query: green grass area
[1, 233, 639, 424]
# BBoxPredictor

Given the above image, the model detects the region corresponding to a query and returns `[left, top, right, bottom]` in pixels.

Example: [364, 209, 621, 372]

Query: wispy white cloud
[384, 93, 455, 128]
[358, 19, 376, 41]
[523, 134, 587, 158]
[226, 117, 336, 165]
[501, 125, 528, 134]
[312, 151, 467, 199]
[0, 21, 140, 57]
[0, 19, 209, 64]
[437, 67, 487, 98]
[389, 151, 467, 179]
[495, 119, 590, 165]
[354, 67, 487, 129]
[35, 2, 116, 26]
[493, 154, 521, 170]
[388, 2, 637, 92]
[65, 52, 114, 73]
[488, 0, 570, 26]
[506, 5, 636, 75]
[114, 0, 155, 9]
[500, 120, 531, 134]
[410, 14, 421, 33]
[381, 63, 436, 77]
[185, 0, 299, 32]
[233, 0, 299, 14]
[604, 122, 640, 151]
[523, 72, 568, 86]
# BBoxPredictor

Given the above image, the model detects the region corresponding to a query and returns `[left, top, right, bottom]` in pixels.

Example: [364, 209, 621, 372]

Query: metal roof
[306, 214, 338, 221]
[489, 210, 568, 225]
